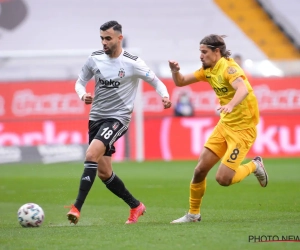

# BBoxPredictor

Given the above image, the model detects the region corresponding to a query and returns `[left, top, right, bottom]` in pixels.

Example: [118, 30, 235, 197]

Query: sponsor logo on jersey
[98, 79, 121, 88]
[118, 68, 125, 78]
[112, 122, 120, 130]
[213, 87, 228, 95]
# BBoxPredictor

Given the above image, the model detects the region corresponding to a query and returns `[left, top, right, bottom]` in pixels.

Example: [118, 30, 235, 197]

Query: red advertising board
[142, 77, 300, 117]
[1, 77, 300, 121]
[140, 115, 300, 160]
[0, 80, 93, 121]
[0, 78, 300, 159]
[1, 115, 298, 159]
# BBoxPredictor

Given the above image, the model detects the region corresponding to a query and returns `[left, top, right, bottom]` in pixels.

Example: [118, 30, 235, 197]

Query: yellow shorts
[204, 121, 257, 170]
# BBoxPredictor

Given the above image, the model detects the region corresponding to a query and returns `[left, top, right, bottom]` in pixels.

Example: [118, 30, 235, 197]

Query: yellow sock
[231, 161, 256, 185]
[189, 179, 206, 215]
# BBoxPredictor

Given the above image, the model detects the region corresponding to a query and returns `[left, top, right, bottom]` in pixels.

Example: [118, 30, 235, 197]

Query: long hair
[200, 34, 231, 59]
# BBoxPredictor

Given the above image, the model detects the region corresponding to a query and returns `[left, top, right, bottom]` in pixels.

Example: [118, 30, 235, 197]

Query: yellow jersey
[194, 57, 259, 130]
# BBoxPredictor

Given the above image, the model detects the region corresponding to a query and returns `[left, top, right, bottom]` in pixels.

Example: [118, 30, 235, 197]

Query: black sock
[103, 172, 140, 209]
[74, 161, 97, 211]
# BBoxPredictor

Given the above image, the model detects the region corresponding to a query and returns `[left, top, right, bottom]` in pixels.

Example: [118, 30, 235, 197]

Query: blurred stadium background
[0, 0, 299, 163]
[1, 1, 300, 249]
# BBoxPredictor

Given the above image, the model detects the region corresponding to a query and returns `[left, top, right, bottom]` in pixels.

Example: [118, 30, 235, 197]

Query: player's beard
[104, 47, 112, 55]
[104, 43, 118, 55]
[202, 62, 210, 69]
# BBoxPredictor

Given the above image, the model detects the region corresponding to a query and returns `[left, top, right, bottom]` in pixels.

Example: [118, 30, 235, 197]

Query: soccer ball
[17, 203, 45, 227]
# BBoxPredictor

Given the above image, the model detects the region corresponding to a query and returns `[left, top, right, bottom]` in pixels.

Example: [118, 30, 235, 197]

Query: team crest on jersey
[118, 68, 125, 78]
[227, 66, 237, 74]
[112, 122, 120, 131]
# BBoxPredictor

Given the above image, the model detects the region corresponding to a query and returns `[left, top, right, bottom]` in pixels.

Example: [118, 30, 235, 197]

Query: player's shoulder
[225, 58, 241, 69]
[195, 67, 205, 75]
[224, 58, 242, 74]
[123, 50, 139, 62]
[227, 58, 238, 66]
[194, 67, 207, 81]
[91, 50, 105, 57]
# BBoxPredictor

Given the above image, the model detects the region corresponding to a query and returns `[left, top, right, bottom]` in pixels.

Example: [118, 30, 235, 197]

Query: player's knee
[98, 169, 112, 181]
[85, 150, 98, 162]
[216, 175, 232, 186]
[194, 166, 208, 179]
[97, 161, 112, 180]
[97, 171, 105, 180]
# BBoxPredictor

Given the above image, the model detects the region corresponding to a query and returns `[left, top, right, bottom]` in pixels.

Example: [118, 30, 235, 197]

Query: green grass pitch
[0, 158, 300, 250]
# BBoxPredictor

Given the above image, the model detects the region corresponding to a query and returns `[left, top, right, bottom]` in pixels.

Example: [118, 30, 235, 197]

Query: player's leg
[97, 155, 145, 224]
[99, 155, 141, 209]
[66, 120, 105, 224]
[216, 153, 268, 187]
[171, 123, 226, 223]
[215, 126, 255, 186]
[216, 125, 268, 187]
[229, 154, 268, 187]
[94, 119, 145, 224]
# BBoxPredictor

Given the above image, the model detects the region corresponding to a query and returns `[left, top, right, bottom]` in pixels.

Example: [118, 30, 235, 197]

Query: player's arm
[151, 77, 172, 109]
[171, 72, 198, 87]
[169, 60, 199, 87]
[230, 77, 249, 105]
[75, 57, 94, 104]
[75, 79, 93, 104]
[217, 77, 248, 114]
[134, 58, 172, 109]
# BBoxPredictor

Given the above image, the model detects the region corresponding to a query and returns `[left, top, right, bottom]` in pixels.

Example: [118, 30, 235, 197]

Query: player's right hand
[82, 93, 93, 105]
[162, 97, 172, 109]
[168, 60, 180, 72]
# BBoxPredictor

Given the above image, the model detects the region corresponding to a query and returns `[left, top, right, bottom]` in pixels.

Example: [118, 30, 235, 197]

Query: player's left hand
[217, 104, 234, 114]
[162, 97, 172, 109]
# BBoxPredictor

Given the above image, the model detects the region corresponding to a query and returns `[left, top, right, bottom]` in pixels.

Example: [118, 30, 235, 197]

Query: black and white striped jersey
[75, 49, 169, 126]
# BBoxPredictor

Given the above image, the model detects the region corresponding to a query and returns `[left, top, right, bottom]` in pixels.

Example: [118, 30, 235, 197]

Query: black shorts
[88, 118, 128, 156]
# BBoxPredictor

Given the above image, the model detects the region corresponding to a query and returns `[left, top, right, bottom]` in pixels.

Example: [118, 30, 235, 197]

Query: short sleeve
[224, 66, 246, 84]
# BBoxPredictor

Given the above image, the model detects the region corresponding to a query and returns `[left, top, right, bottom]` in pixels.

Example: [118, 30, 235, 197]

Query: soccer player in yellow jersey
[169, 34, 269, 223]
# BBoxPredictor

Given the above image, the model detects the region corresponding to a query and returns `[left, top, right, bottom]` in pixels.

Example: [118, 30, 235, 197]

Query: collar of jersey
[105, 49, 124, 60]
[209, 57, 226, 75]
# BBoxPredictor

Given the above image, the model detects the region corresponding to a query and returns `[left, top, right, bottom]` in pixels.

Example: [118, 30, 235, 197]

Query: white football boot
[171, 213, 201, 223]
[253, 156, 268, 187]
